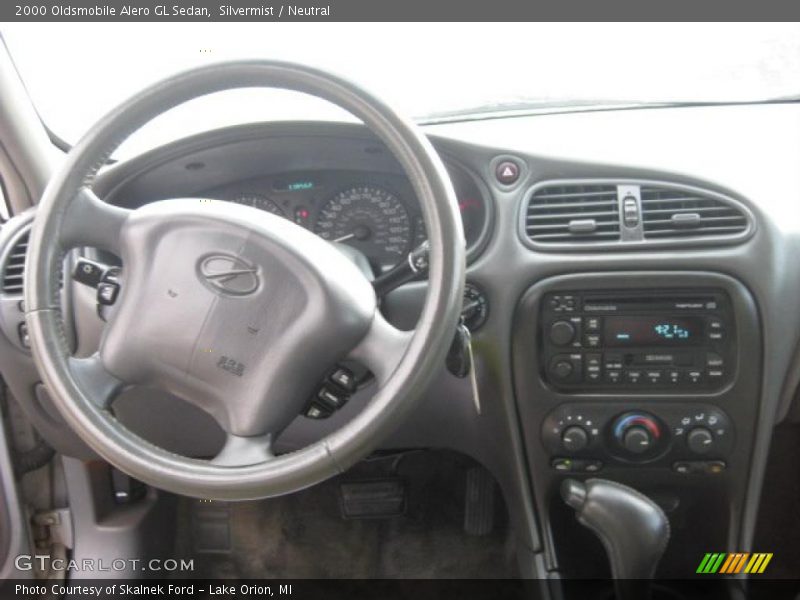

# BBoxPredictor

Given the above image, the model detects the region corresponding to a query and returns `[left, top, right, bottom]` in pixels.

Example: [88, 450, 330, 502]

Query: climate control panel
[540, 289, 736, 392]
[541, 403, 734, 474]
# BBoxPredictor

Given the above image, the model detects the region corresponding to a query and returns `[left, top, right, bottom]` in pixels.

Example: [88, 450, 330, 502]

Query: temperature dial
[611, 412, 666, 459]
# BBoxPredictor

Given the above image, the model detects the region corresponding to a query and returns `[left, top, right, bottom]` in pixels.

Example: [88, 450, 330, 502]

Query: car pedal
[338, 479, 406, 519]
[464, 466, 495, 536]
[190, 499, 232, 554]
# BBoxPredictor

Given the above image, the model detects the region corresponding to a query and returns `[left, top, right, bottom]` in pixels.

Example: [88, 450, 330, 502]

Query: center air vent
[524, 184, 621, 243]
[640, 185, 751, 240]
[522, 179, 754, 250]
[2, 229, 29, 294]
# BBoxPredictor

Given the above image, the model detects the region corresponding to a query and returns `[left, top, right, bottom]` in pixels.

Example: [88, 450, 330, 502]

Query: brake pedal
[338, 479, 406, 519]
[464, 466, 495, 536]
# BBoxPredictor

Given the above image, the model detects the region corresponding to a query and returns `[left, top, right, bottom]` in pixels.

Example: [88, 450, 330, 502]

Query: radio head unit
[540, 290, 734, 392]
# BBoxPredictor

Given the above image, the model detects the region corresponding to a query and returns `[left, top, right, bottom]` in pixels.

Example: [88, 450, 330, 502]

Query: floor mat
[177, 450, 518, 579]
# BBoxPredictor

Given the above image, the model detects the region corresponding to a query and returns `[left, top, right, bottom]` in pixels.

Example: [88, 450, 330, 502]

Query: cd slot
[583, 295, 718, 313]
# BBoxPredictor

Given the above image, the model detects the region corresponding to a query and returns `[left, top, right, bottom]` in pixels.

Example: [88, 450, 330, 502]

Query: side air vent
[640, 186, 750, 240]
[2, 229, 29, 294]
[524, 184, 620, 243]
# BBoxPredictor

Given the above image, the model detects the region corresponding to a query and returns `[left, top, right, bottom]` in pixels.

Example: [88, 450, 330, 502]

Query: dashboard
[1, 109, 800, 584]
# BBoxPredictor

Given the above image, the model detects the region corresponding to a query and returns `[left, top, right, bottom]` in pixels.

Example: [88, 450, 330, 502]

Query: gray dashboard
[1, 105, 799, 579]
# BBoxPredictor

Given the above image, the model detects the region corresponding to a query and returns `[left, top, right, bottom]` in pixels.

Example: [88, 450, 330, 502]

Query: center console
[511, 272, 762, 580]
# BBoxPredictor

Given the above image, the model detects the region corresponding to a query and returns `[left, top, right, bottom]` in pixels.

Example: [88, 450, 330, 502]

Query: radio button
[605, 370, 623, 384]
[585, 354, 602, 382]
[584, 316, 601, 332]
[666, 369, 682, 384]
[686, 369, 704, 384]
[706, 352, 724, 368]
[645, 370, 663, 384]
[604, 353, 624, 370]
[584, 333, 601, 348]
[707, 369, 724, 380]
[625, 369, 643, 384]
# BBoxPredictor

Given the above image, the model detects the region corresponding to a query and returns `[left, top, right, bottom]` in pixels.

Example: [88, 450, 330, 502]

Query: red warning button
[495, 160, 521, 185]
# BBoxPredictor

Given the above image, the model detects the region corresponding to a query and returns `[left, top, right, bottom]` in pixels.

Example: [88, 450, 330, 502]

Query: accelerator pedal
[464, 466, 496, 536]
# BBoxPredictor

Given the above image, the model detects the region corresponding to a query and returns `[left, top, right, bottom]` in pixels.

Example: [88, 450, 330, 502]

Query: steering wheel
[24, 61, 465, 500]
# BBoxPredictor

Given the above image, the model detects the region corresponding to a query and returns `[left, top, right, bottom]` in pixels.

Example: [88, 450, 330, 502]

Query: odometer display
[314, 185, 411, 269]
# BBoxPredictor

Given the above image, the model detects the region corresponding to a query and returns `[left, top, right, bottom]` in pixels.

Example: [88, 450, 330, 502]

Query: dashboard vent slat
[640, 186, 750, 240]
[2, 231, 29, 294]
[524, 184, 621, 244]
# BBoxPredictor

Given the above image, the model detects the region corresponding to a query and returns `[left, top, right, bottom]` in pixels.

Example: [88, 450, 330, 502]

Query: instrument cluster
[203, 165, 490, 272]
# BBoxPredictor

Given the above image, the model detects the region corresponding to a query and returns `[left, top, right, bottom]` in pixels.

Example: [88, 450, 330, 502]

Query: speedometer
[232, 194, 285, 217]
[314, 185, 411, 269]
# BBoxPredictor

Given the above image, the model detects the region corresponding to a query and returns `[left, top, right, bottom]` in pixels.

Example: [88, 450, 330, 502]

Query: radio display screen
[604, 316, 706, 347]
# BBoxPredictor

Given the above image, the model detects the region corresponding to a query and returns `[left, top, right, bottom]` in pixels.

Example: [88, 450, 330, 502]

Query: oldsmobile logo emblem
[199, 255, 259, 296]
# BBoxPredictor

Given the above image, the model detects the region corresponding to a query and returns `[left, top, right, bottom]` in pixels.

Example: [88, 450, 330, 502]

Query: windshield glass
[3, 23, 800, 157]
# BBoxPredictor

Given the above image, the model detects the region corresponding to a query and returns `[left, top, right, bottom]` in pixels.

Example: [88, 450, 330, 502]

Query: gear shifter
[561, 478, 670, 600]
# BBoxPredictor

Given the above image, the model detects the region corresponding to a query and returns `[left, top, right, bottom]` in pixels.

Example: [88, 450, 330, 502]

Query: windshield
[3, 23, 800, 157]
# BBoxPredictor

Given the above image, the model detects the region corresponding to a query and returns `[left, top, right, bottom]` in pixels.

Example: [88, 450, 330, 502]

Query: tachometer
[314, 185, 411, 269]
[232, 194, 285, 217]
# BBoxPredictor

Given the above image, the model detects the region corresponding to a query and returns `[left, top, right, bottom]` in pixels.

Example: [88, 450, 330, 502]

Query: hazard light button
[495, 160, 521, 185]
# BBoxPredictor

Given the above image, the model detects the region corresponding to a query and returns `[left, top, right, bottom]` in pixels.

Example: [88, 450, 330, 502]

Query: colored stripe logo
[696, 553, 773, 574]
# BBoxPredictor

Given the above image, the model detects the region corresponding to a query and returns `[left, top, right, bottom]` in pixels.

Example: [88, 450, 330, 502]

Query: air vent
[641, 186, 750, 240]
[2, 229, 29, 294]
[524, 184, 620, 243]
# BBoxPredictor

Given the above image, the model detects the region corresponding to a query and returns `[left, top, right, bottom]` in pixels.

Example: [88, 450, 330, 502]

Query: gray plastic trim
[519, 178, 756, 252]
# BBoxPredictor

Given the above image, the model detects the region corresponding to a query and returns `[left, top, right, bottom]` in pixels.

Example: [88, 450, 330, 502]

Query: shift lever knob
[562, 478, 670, 600]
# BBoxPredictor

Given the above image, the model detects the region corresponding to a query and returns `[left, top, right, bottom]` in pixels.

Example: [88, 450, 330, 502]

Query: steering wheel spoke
[60, 187, 131, 254]
[211, 433, 275, 467]
[348, 311, 413, 387]
[67, 353, 124, 410]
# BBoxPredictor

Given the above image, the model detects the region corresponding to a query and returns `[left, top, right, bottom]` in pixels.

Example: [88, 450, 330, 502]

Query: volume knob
[549, 321, 576, 346]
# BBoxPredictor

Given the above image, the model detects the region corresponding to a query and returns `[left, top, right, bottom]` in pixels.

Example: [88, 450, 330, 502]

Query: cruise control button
[329, 367, 357, 392]
[317, 386, 347, 410]
[97, 282, 120, 306]
[304, 402, 332, 419]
